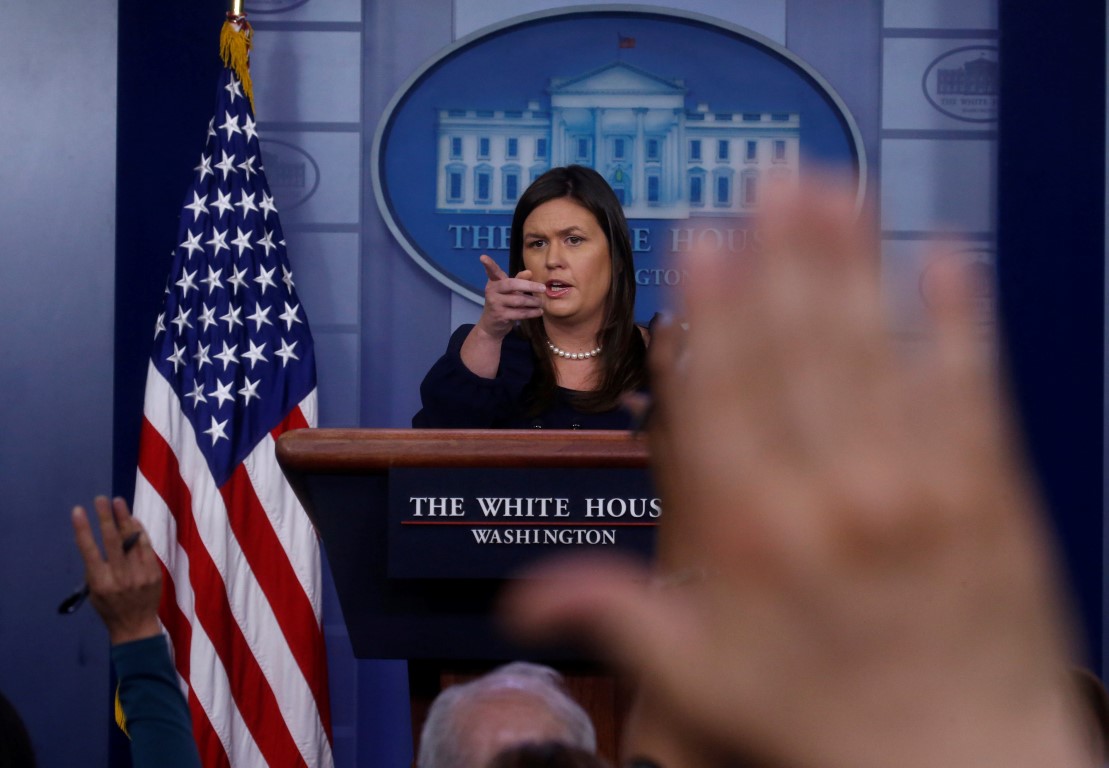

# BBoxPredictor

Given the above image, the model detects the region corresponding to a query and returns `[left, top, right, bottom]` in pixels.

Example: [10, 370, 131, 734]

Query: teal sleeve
[111, 635, 201, 768]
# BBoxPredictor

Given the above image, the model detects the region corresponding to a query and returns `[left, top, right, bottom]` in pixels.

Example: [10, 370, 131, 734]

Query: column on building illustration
[592, 107, 603, 176]
[672, 108, 684, 202]
[551, 106, 563, 168]
[634, 107, 646, 206]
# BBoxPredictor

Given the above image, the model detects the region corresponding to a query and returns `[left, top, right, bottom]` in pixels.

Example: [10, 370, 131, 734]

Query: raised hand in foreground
[502, 179, 1089, 768]
[71, 495, 162, 645]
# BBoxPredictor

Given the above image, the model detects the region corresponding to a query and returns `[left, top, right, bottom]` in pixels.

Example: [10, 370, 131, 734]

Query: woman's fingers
[481, 256, 545, 296]
[480, 253, 507, 281]
[491, 280, 544, 300]
[482, 258, 543, 300]
[492, 287, 543, 308]
[480, 255, 545, 330]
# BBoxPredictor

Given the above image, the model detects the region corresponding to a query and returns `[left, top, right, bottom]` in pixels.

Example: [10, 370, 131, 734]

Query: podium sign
[388, 467, 658, 578]
[276, 428, 652, 659]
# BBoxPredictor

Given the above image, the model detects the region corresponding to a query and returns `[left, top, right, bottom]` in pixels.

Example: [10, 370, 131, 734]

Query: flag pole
[221, 0, 254, 113]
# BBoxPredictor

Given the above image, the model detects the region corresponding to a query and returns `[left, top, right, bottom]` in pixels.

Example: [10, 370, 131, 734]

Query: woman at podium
[414, 165, 648, 429]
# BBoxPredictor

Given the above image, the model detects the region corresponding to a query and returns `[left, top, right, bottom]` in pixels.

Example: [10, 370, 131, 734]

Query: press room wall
[0, 1, 119, 766]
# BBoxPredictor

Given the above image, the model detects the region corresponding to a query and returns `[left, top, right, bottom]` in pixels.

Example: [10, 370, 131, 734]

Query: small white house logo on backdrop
[259, 140, 319, 210]
[919, 247, 996, 324]
[922, 46, 999, 123]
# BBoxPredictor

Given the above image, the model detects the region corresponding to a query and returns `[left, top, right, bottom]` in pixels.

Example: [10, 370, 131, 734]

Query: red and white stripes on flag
[135, 367, 333, 767]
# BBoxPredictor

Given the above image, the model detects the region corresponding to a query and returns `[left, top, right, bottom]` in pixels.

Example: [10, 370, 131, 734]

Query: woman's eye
[527, 240, 545, 249]
[566, 236, 583, 245]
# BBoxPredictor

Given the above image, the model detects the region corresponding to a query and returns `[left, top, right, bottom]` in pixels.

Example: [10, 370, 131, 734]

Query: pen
[57, 530, 143, 615]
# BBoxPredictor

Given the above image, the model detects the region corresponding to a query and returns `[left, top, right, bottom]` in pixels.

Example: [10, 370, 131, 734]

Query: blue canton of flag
[153, 72, 314, 484]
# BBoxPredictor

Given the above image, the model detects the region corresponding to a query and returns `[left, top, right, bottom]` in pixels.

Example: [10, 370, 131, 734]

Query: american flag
[133, 63, 334, 767]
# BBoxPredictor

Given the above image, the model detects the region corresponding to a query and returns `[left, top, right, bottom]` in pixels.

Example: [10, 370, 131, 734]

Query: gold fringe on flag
[114, 682, 130, 738]
[220, 7, 255, 114]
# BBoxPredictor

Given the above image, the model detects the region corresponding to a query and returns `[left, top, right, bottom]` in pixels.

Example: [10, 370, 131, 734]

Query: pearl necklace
[546, 340, 602, 361]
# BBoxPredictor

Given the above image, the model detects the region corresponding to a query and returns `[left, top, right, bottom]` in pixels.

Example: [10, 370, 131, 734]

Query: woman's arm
[413, 324, 535, 428]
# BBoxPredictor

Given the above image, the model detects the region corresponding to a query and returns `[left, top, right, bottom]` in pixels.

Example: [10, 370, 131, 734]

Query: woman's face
[520, 196, 612, 330]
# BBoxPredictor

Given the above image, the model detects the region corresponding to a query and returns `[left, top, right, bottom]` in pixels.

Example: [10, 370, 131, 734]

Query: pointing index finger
[480, 254, 507, 282]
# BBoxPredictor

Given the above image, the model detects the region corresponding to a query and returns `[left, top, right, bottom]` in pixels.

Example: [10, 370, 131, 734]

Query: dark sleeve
[112, 635, 201, 768]
[413, 324, 535, 428]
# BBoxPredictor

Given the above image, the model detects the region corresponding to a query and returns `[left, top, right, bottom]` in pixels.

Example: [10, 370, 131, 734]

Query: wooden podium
[276, 428, 652, 761]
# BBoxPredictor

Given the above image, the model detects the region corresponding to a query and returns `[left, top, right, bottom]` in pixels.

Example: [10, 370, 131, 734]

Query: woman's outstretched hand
[461, 255, 548, 378]
[475, 254, 546, 341]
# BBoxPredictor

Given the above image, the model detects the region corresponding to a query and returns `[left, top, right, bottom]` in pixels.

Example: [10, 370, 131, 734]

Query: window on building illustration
[576, 137, 590, 162]
[610, 165, 630, 203]
[688, 174, 704, 206]
[447, 169, 464, 203]
[770, 168, 791, 183]
[647, 174, 660, 204]
[745, 140, 757, 162]
[773, 140, 786, 162]
[771, 113, 790, 122]
[530, 164, 547, 183]
[536, 138, 548, 159]
[743, 113, 761, 122]
[689, 140, 702, 161]
[475, 168, 492, 203]
[647, 138, 660, 161]
[717, 140, 729, 161]
[478, 137, 490, 159]
[742, 172, 758, 206]
[503, 169, 520, 203]
[715, 174, 731, 206]
[450, 137, 462, 160]
[506, 138, 518, 159]
[613, 138, 626, 160]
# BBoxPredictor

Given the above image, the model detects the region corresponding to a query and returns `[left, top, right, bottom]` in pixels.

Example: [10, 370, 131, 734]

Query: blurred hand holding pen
[58, 529, 142, 614]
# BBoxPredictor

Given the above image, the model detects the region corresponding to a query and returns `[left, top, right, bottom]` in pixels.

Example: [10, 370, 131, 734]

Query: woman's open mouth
[545, 280, 572, 298]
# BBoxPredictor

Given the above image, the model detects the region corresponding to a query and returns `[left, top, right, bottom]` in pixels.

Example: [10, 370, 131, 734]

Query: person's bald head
[418, 662, 596, 768]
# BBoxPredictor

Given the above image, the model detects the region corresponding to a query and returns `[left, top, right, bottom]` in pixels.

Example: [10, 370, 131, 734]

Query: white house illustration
[435, 61, 800, 218]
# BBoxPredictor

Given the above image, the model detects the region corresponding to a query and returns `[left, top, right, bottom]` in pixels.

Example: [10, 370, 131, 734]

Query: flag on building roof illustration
[132, 10, 333, 767]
